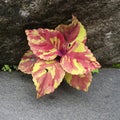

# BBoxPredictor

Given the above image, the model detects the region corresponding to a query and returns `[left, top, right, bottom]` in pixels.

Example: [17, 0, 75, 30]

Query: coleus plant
[18, 16, 101, 98]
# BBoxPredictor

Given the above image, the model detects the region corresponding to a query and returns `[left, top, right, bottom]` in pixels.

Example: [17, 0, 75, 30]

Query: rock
[0, 68, 120, 120]
[0, 0, 120, 66]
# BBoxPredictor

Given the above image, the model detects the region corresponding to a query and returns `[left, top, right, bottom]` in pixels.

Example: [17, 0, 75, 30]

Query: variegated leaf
[56, 15, 86, 43]
[65, 72, 92, 91]
[60, 44, 101, 75]
[18, 50, 38, 74]
[32, 60, 65, 98]
[25, 28, 66, 60]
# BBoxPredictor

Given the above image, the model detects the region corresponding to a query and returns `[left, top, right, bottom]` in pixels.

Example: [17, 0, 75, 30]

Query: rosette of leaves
[18, 16, 101, 98]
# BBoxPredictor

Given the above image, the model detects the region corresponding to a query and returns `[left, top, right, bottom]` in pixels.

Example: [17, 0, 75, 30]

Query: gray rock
[0, 0, 120, 66]
[0, 68, 120, 120]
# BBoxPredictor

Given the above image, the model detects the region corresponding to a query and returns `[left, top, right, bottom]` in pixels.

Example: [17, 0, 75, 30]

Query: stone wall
[0, 0, 120, 67]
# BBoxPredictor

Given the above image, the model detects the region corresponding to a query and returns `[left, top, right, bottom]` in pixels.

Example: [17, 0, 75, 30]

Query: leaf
[18, 50, 38, 74]
[2, 65, 12, 72]
[92, 69, 99, 74]
[25, 29, 66, 60]
[65, 72, 92, 91]
[56, 15, 86, 43]
[32, 59, 65, 98]
[13, 65, 18, 70]
[60, 45, 101, 75]
[112, 63, 120, 68]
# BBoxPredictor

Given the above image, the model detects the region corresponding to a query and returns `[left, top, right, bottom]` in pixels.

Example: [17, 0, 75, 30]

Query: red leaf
[65, 72, 92, 91]
[32, 60, 65, 98]
[56, 15, 86, 43]
[25, 29, 66, 60]
[60, 44, 101, 75]
[18, 50, 38, 74]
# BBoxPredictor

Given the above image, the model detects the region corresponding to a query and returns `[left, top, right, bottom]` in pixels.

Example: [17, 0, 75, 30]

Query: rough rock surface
[0, 0, 120, 66]
[0, 69, 120, 120]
